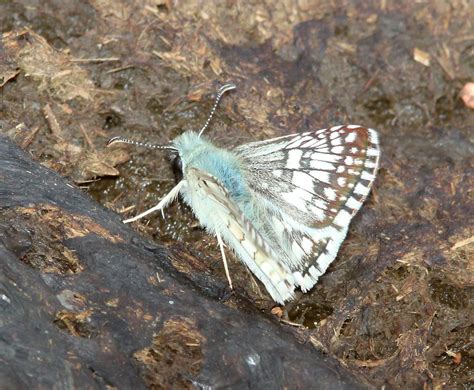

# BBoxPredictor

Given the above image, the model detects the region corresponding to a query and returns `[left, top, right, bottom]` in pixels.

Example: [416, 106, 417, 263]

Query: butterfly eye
[172, 154, 183, 182]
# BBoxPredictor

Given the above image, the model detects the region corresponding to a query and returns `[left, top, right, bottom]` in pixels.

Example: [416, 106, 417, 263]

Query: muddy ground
[1, 0, 473, 388]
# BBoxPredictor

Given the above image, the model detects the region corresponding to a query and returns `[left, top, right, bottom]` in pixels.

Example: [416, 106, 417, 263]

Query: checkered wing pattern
[232, 125, 380, 302]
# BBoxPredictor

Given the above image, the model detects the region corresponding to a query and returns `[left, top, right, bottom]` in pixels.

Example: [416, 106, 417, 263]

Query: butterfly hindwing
[185, 167, 298, 303]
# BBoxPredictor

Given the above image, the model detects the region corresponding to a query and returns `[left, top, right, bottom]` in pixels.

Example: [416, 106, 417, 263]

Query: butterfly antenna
[198, 83, 236, 137]
[106, 136, 177, 151]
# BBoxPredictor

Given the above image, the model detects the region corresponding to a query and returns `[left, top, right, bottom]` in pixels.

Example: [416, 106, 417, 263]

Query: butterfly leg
[123, 180, 186, 223]
[216, 231, 233, 290]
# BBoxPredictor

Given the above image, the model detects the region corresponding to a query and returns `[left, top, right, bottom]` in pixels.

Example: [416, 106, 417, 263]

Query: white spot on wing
[308, 169, 331, 184]
[310, 225, 339, 242]
[285, 136, 301, 148]
[308, 204, 326, 220]
[317, 147, 330, 153]
[301, 237, 313, 254]
[367, 148, 379, 157]
[280, 199, 305, 218]
[326, 237, 342, 256]
[300, 274, 316, 291]
[300, 138, 320, 148]
[315, 251, 334, 272]
[294, 242, 308, 262]
[282, 190, 307, 211]
[324, 187, 337, 201]
[310, 161, 336, 171]
[294, 187, 313, 201]
[313, 197, 327, 210]
[287, 135, 314, 149]
[286, 149, 303, 169]
[308, 265, 321, 279]
[331, 146, 344, 154]
[293, 271, 305, 286]
[337, 177, 346, 187]
[361, 171, 376, 181]
[292, 171, 314, 193]
[293, 270, 315, 291]
[345, 132, 357, 143]
[368, 128, 379, 144]
[354, 182, 370, 196]
[333, 210, 352, 228]
[311, 152, 341, 163]
[346, 196, 363, 210]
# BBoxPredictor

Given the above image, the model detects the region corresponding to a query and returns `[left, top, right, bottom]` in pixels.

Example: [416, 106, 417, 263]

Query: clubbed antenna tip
[198, 83, 236, 137]
[106, 136, 177, 151]
[219, 83, 237, 94]
[107, 136, 127, 146]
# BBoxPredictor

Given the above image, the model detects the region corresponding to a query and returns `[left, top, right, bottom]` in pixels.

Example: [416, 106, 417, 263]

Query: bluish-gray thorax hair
[172, 131, 249, 203]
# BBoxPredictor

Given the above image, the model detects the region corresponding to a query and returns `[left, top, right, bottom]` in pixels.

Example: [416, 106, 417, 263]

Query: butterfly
[107, 84, 380, 304]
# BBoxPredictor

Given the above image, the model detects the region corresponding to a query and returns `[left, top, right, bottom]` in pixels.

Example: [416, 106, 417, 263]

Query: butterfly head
[170, 130, 211, 170]
[106, 130, 213, 182]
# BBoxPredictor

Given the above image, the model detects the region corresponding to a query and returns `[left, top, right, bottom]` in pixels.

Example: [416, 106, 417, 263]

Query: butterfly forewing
[234, 125, 380, 297]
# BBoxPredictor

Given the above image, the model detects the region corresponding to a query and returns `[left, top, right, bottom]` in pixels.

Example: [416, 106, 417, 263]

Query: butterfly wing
[234, 125, 380, 296]
[183, 167, 297, 303]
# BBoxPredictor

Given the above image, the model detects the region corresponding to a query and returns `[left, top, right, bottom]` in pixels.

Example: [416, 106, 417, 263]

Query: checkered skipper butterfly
[108, 84, 380, 304]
